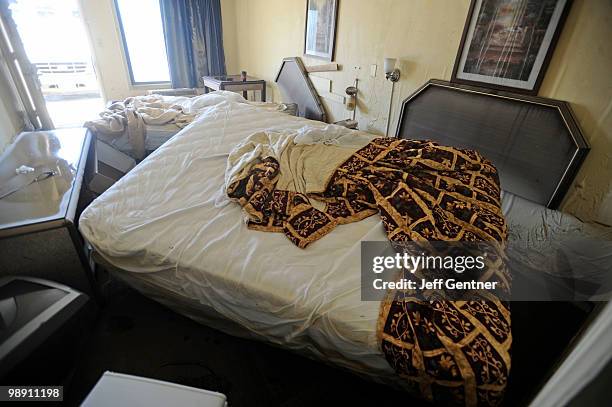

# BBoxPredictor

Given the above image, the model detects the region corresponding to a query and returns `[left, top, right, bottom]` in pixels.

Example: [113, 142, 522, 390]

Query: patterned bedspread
[227, 136, 511, 406]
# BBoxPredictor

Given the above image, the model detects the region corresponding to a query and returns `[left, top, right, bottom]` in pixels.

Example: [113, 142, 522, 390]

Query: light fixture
[345, 82, 358, 118]
[384, 57, 401, 136]
[384, 57, 400, 82]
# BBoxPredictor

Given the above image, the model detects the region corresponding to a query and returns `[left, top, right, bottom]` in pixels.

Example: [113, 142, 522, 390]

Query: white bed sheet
[79, 95, 611, 384]
[80, 97, 403, 381]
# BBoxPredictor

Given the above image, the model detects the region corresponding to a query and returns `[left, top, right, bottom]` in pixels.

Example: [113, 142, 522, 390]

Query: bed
[78, 82, 609, 404]
[88, 92, 297, 159]
[90, 56, 318, 160]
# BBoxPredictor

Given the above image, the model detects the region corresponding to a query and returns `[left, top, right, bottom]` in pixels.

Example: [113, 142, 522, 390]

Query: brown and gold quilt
[226, 135, 511, 406]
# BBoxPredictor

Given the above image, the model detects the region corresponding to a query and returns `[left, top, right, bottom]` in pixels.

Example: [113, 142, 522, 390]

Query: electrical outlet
[370, 64, 377, 78]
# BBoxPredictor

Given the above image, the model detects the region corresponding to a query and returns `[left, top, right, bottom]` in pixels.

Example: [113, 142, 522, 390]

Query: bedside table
[0, 128, 99, 299]
[202, 74, 266, 101]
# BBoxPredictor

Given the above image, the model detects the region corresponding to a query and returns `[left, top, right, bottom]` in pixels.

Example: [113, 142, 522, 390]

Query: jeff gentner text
[371, 252, 499, 291]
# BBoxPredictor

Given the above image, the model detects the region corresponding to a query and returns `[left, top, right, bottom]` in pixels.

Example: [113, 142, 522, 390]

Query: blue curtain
[159, 0, 226, 88]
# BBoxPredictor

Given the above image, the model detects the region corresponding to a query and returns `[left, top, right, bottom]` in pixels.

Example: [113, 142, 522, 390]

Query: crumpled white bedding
[79, 95, 401, 380]
[84, 93, 213, 159]
[90, 92, 295, 159]
[79, 92, 611, 384]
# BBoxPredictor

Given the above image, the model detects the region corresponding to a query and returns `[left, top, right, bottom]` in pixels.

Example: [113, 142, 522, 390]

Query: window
[114, 0, 170, 84]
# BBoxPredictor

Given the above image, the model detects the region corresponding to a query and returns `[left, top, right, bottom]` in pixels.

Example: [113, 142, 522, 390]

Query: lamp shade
[384, 58, 397, 74]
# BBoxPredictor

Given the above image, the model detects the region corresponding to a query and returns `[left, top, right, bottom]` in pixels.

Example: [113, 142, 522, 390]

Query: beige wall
[538, 0, 612, 222]
[78, 0, 170, 101]
[79, 0, 240, 102]
[229, 0, 471, 131]
[225, 0, 612, 222]
[221, 0, 239, 73]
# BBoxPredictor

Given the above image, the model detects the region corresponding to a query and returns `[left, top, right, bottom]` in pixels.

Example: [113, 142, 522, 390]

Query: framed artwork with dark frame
[303, 0, 338, 61]
[451, 0, 572, 94]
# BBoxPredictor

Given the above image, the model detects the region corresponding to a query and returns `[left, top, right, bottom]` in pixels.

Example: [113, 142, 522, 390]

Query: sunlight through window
[115, 0, 170, 84]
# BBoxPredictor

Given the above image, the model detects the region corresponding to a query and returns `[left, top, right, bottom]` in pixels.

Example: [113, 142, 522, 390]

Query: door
[4, 0, 104, 128]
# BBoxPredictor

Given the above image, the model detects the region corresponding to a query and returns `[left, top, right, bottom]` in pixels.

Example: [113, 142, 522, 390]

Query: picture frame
[303, 0, 338, 62]
[451, 0, 572, 94]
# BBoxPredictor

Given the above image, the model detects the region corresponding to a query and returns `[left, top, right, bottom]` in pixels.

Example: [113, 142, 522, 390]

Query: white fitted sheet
[80, 94, 611, 383]
[79, 97, 402, 380]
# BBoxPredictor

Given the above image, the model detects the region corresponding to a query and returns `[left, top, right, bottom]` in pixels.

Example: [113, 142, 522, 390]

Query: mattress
[79, 94, 611, 385]
[144, 123, 182, 149]
[98, 123, 181, 157]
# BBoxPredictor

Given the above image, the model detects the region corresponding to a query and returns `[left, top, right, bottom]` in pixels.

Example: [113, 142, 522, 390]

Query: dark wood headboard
[275, 57, 327, 123]
[395, 80, 589, 209]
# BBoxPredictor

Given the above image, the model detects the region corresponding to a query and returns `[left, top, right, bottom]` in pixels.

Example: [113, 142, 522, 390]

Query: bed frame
[394, 80, 595, 405]
[274, 57, 328, 123]
[395, 80, 589, 209]
[92, 83, 595, 405]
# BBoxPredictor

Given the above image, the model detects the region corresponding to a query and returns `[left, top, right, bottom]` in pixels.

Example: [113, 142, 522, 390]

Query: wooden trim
[305, 62, 339, 73]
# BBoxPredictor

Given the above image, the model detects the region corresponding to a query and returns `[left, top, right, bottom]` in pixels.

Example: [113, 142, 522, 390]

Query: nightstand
[0, 128, 99, 299]
[202, 74, 266, 102]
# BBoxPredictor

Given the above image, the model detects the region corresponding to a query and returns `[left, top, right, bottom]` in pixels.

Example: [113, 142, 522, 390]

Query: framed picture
[452, 0, 572, 94]
[304, 0, 338, 61]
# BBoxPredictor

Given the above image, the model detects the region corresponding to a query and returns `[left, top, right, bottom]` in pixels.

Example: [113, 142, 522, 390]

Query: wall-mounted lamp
[345, 83, 358, 118]
[384, 57, 400, 136]
[384, 57, 400, 82]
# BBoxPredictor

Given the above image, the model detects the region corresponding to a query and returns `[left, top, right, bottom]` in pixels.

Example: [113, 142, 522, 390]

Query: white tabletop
[82, 372, 227, 407]
[0, 128, 90, 236]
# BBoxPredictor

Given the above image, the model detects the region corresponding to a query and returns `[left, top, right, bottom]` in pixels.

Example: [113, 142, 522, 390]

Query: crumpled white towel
[84, 91, 250, 159]
[293, 124, 356, 145]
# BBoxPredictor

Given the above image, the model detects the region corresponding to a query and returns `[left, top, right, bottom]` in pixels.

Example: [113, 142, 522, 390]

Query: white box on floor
[81, 371, 227, 407]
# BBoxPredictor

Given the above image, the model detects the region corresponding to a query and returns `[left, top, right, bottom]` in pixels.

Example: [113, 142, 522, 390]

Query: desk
[0, 128, 97, 298]
[202, 75, 266, 102]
